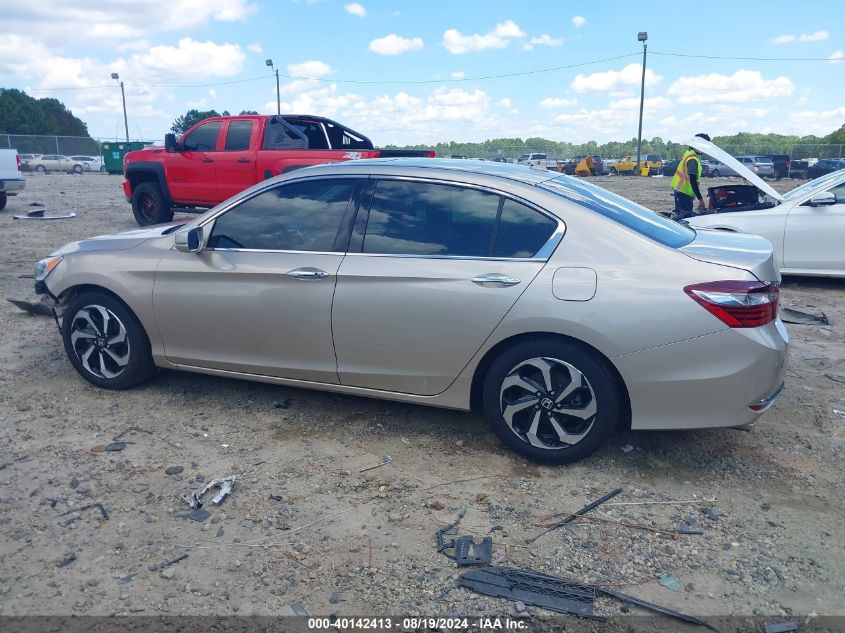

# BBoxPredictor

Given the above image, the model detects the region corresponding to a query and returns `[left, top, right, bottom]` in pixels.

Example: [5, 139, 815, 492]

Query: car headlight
[35, 256, 63, 281]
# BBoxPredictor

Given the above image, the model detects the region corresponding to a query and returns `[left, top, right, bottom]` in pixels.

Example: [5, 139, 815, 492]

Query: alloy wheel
[499, 357, 596, 450]
[138, 193, 156, 222]
[69, 305, 131, 379]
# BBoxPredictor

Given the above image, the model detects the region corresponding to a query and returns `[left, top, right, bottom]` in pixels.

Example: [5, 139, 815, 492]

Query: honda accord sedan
[34, 159, 788, 463]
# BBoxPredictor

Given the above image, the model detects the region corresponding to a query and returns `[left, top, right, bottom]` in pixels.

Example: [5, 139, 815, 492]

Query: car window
[540, 175, 695, 248]
[493, 199, 558, 258]
[181, 121, 222, 152]
[363, 180, 500, 257]
[782, 169, 845, 201]
[207, 179, 356, 251]
[224, 120, 253, 151]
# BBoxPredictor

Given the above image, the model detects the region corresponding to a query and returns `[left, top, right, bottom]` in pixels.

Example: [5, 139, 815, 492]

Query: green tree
[0, 88, 88, 135]
[170, 109, 222, 134]
[239, 110, 259, 115]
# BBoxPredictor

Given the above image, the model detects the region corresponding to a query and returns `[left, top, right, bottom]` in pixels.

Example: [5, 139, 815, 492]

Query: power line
[651, 51, 841, 62]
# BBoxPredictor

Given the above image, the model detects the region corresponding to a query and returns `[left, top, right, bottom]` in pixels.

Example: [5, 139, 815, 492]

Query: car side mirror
[165, 133, 178, 153]
[808, 191, 836, 207]
[174, 226, 205, 253]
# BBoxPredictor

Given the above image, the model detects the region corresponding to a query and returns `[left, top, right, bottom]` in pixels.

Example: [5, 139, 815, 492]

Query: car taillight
[684, 281, 778, 328]
[16, 154, 21, 171]
[426, 151, 436, 157]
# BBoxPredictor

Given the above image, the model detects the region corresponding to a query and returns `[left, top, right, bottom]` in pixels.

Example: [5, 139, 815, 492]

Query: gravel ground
[1, 172, 843, 627]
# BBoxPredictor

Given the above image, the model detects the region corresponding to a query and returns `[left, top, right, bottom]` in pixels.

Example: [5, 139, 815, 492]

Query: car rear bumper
[122, 179, 132, 200]
[612, 319, 789, 430]
[1, 178, 25, 195]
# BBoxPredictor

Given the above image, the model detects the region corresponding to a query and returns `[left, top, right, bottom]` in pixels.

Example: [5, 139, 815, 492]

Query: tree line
[0, 88, 89, 136]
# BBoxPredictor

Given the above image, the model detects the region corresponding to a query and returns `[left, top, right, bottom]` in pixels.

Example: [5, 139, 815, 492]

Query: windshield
[539, 175, 695, 248]
[782, 170, 845, 201]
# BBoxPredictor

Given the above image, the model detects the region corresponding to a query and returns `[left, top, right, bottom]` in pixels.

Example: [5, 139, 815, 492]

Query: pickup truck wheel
[0, 192, 7, 211]
[131, 182, 173, 226]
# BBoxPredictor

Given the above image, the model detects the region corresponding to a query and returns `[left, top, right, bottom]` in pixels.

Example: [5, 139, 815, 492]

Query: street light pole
[635, 32, 648, 176]
[111, 73, 129, 142]
[266, 59, 280, 115]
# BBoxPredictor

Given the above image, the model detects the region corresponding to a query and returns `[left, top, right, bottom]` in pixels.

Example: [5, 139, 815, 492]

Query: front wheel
[482, 339, 622, 464]
[131, 181, 173, 226]
[62, 292, 156, 389]
[72, 164, 83, 174]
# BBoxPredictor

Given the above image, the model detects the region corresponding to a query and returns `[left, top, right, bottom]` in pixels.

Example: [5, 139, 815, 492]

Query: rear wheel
[62, 291, 156, 389]
[36, 165, 46, 173]
[72, 164, 83, 174]
[131, 181, 173, 226]
[482, 338, 621, 464]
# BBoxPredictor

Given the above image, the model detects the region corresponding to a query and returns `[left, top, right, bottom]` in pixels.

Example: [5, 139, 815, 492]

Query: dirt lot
[1, 172, 843, 628]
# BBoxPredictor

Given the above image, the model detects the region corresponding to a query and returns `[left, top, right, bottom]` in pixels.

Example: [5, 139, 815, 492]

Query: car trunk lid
[680, 228, 780, 283]
[685, 137, 783, 202]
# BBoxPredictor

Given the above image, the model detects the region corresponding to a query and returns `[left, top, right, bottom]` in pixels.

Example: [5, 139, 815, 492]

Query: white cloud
[571, 64, 662, 93]
[287, 60, 333, 78]
[450, 71, 465, 79]
[830, 50, 844, 64]
[539, 97, 577, 108]
[667, 70, 795, 104]
[530, 34, 564, 47]
[572, 16, 586, 28]
[344, 3, 366, 17]
[369, 34, 424, 55]
[608, 96, 673, 110]
[787, 106, 845, 135]
[498, 98, 512, 107]
[246, 43, 263, 54]
[442, 20, 526, 54]
[772, 30, 829, 44]
[138, 38, 245, 79]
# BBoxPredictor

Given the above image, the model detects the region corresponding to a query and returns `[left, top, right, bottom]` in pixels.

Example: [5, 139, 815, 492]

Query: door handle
[237, 158, 251, 163]
[472, 273, 521, 287]
[202, 158, 214, 163]
[286, 267, 330, 280]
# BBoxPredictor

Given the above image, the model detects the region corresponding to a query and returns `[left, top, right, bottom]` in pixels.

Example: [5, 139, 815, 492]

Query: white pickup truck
[0, 149, 25, 211]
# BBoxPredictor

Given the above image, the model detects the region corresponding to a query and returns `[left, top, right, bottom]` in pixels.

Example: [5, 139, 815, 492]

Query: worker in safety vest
[671, 133, 710, 217]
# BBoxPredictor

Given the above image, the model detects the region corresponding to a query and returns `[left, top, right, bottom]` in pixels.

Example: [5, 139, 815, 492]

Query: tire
[482, 338, 622, 464]
[131, 181, 173, 226]
[0, 192, 6, 211]
[72, 164, 83, 174]
[36, 165, 46, 173]
[61, 291, 156, 390]
[712, 170, 721, 178]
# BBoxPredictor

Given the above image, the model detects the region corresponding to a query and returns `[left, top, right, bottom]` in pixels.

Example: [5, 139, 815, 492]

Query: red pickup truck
[123, 114, 434, 225]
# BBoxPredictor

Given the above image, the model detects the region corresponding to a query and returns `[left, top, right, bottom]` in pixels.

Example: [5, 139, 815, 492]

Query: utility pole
[266, 59, 280, 115]
[635, 32, 648, 176]
[111, 73, 129, 142]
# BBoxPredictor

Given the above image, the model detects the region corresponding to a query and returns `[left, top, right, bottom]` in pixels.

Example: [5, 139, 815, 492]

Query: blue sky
[1, 0, 843, 145]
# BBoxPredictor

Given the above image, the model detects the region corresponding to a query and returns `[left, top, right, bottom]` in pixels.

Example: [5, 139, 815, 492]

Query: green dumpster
[102, 141, 148, 175]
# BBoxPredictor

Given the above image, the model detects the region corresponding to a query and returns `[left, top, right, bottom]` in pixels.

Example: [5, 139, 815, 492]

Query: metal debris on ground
[434, 507, 492, 564]
[598, 586, 720, 632]
[12, 210, 77, 220]
[435, 506, 467, 552]
[780, 307, 829, 326]
[764, 622, 799, 633]
[182, 474, 240, 509]
[58, 502, 109, 526]
[158, 553, 188, 570]
[528, 488, 623, 543]
[359, 454, 392, 472]
[459, 567, 601, 620]
[6, 298, 54, 317]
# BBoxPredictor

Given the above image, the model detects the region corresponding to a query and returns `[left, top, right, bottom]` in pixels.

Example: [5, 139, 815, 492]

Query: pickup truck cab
[517, 153, 547, 168]
[123, 114, 434, 225]
[612, 154, 662, 175]
[0, 150, 25, 211]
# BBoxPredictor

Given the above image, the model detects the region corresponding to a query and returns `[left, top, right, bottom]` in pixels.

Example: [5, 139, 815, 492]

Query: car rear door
[168, 121, 222, 204]
[783, 180, 845, 271]
[216, 119, 258, 200]
[331, 177, 562, 395]
[153, 176, 364, 382]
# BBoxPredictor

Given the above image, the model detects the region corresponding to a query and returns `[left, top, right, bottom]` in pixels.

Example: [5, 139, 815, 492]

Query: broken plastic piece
[780, 307, 828, 326]
[598, 586, 720, 632]
[13, 211, 76, 220]
[182, 474, 239, 509]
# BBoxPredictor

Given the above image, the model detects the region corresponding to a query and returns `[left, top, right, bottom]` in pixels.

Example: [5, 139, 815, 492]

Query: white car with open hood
[685, 137, 845, 278]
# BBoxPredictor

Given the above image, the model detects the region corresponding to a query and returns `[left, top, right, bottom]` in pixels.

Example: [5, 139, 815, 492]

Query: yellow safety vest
[671, 149, 702, 197]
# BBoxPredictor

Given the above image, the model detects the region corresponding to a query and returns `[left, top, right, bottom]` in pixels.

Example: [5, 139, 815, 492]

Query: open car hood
[684, 137, 783, 202]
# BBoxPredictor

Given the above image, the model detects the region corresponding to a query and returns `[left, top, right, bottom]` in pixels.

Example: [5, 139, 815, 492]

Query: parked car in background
[661, 159, 679, 177]
[517, 152, 548, 167]
[686, 136, 845, 277]
[70, 155, 105, 172]
[708, 160, 740, 178]
[29, 154, 87, 174]
[701, 159, 720, 177]
[602, 158, 617, 175]
[18, 153, 42, 172]
[764, 155, 791, 179]
[787, 159, 810, 179]
[807, 158, 845, 179]
[736, 156, 775, 178]
[0, 149, 25, 211]
[35, 158, 787, 464]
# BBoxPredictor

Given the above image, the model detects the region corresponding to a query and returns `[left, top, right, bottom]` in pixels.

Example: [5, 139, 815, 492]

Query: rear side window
[540, 175, 695, 248]
[363, 181, 500, 257]
[207, 179, 356, 251]
[181, 122, 221, 152]
[493, 199, 557, 258]
[224, 120, 253, 151]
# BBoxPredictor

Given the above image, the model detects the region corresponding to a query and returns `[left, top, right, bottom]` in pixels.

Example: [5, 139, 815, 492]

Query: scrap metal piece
[528, 488, 623, 543]
[12, 211, 77, 220]
[764, 623, 799, 633]
[359, 454, 392, 472]
[459, 567, 602, 620]
[182, 474, 240, 510]
[58, 503, 109, 526]
[780, 307, 828, 326]
[435, 506, 467, 553]
[598, 586, 721, 632]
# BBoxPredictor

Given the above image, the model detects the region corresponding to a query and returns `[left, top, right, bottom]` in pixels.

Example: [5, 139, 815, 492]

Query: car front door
[168, 121, 222, 204]
[783, 182, 845, 272]
[332, 178, 561, 396]
[216, 119, 258, 200]
[153, 176, 364, 382]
